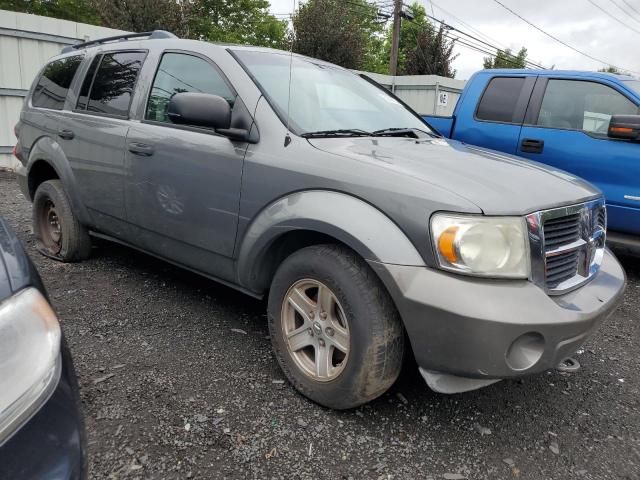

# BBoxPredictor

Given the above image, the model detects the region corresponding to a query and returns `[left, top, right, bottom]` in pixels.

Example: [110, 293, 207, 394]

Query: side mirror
[168, 92, 231, 130]
[608, 114, 640, 141]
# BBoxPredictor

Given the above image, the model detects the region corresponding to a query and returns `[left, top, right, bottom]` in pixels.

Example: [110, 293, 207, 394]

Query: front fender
[236, 190, 425, 290]
[27, 136, 91, 225]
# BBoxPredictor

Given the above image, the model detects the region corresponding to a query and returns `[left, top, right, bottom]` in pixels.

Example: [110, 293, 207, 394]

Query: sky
[268, 0, 640, 80]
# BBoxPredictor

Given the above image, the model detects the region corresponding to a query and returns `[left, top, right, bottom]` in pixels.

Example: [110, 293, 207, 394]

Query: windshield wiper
[372, 127, 436, 138]
[301, 129, 373, 138]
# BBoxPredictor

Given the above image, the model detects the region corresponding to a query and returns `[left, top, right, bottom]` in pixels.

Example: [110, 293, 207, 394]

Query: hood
[307, 137, 601, 215]
[0, 217, 37, 301]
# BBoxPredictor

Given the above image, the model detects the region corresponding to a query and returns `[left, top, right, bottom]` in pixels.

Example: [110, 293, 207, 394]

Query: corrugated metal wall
[0, 9, 467, 171]
[0, 9, 126, 169]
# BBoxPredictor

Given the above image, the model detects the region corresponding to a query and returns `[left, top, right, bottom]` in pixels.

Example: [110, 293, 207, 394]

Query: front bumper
[15, 164, 29, 201]
[369, 248, 626, 391]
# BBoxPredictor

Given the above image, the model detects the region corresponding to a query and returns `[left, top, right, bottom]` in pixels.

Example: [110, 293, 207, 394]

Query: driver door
[517, 78, 640, 235]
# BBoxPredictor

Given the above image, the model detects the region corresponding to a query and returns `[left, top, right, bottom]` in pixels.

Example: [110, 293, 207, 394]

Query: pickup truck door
[453, 75, 536, 154]
[124, 51, 246, 272]
[517, 77, 640, 236]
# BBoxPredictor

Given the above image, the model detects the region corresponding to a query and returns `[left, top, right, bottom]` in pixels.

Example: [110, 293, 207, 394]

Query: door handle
[57, 129, 75, 140]
[520, 138, 544, 154]
[127, 142, 154, 156]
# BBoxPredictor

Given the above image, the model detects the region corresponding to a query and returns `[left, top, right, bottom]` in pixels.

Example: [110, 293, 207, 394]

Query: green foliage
[483, 47, 528, 69]
[599, 66, 621, 74]
[190, 0, 287, 48]
[292, 0, 384, 70]
[0, 0, 99, 23]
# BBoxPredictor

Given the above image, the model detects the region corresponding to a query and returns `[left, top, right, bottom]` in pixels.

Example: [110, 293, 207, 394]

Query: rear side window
[76, 55, 101, 110]
[78, 51, 146, 117]
[476, 77, 526, 123]
[145, 53, 234, 123]
[32, 55, 83, 110]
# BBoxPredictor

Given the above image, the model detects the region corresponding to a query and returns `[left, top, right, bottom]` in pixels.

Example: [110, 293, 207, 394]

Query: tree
[0, 0, 99, 23]
[483, 47, 528, 69]
[403, 22, 457, 77]
[375, 2, 457, 77]
[90, 0, 193, 37]
[189, 0, 287, 48]
[599, 66, 621, 74]
[291, 0, 383, 70]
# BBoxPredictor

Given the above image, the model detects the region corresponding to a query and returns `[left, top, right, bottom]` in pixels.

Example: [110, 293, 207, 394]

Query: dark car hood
[308, 137, 601, 215]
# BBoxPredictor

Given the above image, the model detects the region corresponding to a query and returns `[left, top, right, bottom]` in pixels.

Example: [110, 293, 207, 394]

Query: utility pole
[389, 0, 402, 76]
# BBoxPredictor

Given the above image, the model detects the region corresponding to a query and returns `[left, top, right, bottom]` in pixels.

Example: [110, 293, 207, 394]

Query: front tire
[33, 180, 91, 262]
[267, 244, 404, 409]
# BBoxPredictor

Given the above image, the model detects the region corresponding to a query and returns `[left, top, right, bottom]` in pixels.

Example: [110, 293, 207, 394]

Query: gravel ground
[1, 171, 639, 480]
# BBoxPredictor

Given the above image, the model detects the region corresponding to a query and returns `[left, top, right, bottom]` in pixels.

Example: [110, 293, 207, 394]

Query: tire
[267, 244, 404, 409]
[32, 180, 91, 262]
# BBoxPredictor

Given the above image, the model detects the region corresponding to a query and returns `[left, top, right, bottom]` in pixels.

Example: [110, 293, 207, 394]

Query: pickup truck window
[537, 79, 639, 135]
[32, 55, 83, 110]
[476, 77, 526, 123]
[146, 53, 235, 123]
[624, 80, 640, 95]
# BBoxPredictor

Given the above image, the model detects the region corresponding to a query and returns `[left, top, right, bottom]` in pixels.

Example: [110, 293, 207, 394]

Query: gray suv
[13, 31, 626, 409]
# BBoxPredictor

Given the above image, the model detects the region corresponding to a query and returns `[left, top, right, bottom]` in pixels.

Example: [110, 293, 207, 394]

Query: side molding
[236, 190, 425, 290]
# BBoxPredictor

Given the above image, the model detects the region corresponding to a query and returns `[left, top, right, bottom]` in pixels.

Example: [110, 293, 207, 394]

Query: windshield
[234, 50, 434, 136]
[623, 80, 640, 96]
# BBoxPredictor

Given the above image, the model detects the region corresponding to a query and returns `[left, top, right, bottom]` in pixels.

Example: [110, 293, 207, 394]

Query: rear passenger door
[518, 78, 640, 235]
[454, 75, 535, 154]
[124, 51, 246, 267]
[60, 50, 147, 237]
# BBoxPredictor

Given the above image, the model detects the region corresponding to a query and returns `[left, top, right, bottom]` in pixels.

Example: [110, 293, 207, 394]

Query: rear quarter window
[476, 77, 527, 123]
[32, 55, 83, 110]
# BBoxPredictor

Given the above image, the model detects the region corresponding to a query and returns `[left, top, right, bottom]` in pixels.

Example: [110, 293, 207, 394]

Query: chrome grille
[527, 199, 606, 294]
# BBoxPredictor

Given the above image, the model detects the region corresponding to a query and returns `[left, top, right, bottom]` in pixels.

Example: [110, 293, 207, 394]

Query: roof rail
[61, 30, 177, 54]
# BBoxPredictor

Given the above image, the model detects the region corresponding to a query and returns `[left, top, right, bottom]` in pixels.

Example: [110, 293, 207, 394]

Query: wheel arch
[26, 137, 91, 225]
[236, 190, 425, 293]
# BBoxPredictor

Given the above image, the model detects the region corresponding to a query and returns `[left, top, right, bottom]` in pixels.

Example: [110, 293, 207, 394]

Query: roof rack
[61, 30, 177, 54]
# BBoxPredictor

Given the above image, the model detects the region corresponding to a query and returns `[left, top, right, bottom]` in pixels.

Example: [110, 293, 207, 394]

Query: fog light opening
[505, 332, 545, 371]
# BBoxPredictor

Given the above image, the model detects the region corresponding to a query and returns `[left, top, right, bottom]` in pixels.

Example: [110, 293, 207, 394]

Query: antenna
[284, 0, 296, 147]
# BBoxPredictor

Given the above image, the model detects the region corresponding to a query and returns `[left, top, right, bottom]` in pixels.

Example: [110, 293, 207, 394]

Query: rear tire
[267, 244, 404, 409]
[33, 180, 91, 262]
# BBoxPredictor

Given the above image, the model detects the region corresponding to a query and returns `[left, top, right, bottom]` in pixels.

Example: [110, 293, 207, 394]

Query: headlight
[431, 214, 530, 278]
[0, 288, 61, 446]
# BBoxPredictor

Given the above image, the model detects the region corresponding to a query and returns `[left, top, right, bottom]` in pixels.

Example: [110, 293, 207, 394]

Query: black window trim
[523, 76, 640, 138]
[29, 54, 86, 112]
[473, 75, 536, 126]
[141, 49, 239, 135]
[71, 49, 149, 120]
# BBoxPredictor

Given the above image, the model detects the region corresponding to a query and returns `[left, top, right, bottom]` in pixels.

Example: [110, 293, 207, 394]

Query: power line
[620, 0, 640, 18]
[605, 0, 640, 25]
[426, 0, 547, 67]
[587, 0, 640, 35]
[490, 0, 640, 74]
[414, 9, 546, 69]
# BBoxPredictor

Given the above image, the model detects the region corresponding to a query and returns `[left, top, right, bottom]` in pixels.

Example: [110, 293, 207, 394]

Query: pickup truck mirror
[168, 92, 231, 130]
[607, 114, 640, 141]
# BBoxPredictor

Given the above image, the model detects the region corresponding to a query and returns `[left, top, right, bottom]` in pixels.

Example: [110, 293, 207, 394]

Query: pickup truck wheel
[33, 180, 91, 262]
[268, 244, 404, 409]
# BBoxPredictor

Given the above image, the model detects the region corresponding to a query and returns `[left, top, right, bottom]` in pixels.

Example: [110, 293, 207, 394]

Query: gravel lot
[1, 171, 639, 480]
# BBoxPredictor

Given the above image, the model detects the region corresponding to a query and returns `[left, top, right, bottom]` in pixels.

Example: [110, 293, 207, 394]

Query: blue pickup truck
[424, 69, 640, 249]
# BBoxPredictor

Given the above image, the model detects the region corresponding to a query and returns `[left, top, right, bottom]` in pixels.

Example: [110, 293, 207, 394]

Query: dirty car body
[13, 32, 626, 406]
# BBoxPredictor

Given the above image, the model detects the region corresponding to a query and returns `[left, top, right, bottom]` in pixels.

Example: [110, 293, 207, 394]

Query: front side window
[81, 51, 147, 117]
[146, 53, 235, 123]
[537, 79, 639, 135]
[476, 77, 527, 123]
[233, 50, 432, 135]
[32, 55, 83, 110]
